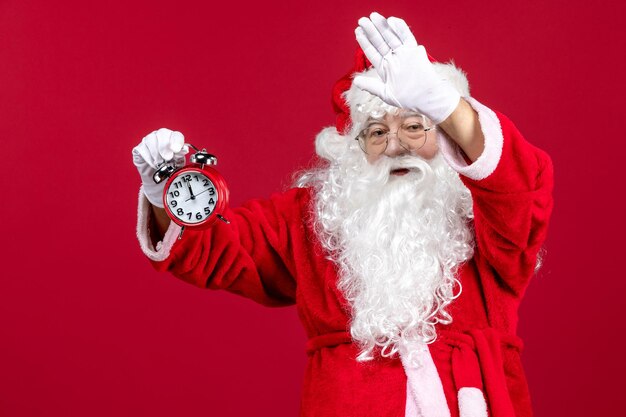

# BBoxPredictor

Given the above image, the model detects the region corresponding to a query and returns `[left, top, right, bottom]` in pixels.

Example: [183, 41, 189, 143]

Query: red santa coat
[137, 98, 553, 417]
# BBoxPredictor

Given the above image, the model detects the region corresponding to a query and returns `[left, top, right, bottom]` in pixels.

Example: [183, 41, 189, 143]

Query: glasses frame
[354, 119, 435, 156]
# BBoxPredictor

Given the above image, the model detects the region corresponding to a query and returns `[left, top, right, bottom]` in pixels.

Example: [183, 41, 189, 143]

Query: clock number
[203, 179, 210, 187]
[170, 200, 177, 207]
[183, 174, 192, 182]
[196, 212, 202, 220]
[194, 175, 200, 182]
[208, 198, 215, 205]
[204, 207, 212, 215]
[169, 190, 180, 198]
[174, 181, 182, 189]
[177, 208, 184, 216]
[208, 187, 215, 196]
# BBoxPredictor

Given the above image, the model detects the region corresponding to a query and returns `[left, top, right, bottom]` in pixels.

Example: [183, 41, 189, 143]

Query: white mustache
[385, 156, 434, 188]
[387, 155, 432, 171]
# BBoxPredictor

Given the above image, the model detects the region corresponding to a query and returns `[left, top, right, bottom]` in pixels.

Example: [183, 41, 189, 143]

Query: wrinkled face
[360, 112, 439, 166]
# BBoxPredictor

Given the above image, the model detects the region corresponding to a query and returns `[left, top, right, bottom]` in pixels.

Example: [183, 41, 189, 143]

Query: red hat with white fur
[332, 47, 470, 134]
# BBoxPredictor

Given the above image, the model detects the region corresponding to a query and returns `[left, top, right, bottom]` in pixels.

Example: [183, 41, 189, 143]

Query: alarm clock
[153, 145, 229, 237]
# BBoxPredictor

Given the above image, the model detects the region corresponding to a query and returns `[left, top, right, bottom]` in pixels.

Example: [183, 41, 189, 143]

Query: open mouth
[390, 168, 411, 176]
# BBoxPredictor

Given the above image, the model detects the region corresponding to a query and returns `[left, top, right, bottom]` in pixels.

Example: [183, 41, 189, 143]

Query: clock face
[164, 170, 218, 225]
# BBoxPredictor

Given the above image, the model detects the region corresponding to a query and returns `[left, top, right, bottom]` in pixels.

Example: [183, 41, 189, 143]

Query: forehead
[366, 111, 425, 124]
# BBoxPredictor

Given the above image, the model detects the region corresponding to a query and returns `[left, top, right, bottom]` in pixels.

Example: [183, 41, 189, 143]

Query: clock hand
[184, 188, 211, 202]
[187, 182, 195, 200]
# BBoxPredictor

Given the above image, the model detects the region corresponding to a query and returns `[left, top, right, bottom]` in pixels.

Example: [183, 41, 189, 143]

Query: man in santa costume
[132, 12, 553, 417]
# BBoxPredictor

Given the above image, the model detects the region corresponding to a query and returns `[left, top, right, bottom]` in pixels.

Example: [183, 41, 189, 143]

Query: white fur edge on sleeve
[458, 387, 488, 417]
[136, 187, 182, 262]
[437, 96, 504, 181]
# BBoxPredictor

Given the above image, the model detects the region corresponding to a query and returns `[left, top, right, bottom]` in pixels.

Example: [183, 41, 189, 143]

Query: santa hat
[332, 47, 471, 135]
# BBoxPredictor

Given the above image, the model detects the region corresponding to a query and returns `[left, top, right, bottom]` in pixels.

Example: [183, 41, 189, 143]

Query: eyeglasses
[355, 115, 435, 156]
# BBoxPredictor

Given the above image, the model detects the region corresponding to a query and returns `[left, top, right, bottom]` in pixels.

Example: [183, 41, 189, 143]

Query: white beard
[297, 131, 475, 361]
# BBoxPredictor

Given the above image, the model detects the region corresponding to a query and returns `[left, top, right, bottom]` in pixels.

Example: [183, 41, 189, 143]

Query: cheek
[414, 134, 439, 160]
[366, 153, 380, 164]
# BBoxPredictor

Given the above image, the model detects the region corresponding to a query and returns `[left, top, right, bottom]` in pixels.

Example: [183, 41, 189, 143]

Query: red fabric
[450, 336, 483, 390]
[471, 329, 517, 417]
[150, 111, 553, 417]
[306, 331, 352, 354]
[332, 47, 371, 133]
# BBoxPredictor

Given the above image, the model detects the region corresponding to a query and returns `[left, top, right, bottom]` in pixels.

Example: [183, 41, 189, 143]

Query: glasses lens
[359, 127, 389, 155]
[398, 116, 430, 151]
[357, 136, 369, 153]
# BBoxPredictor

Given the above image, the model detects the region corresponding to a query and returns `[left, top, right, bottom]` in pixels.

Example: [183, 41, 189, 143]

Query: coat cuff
[437, 97, 503, 181]
[136, 187, 181, 262]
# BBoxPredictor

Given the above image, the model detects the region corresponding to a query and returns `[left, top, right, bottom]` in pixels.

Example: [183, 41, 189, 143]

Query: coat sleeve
[136, 187, 312, 307]
[438, 97, 554, 298]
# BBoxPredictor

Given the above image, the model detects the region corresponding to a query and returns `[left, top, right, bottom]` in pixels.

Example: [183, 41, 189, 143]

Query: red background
[1, 1, 624, 416]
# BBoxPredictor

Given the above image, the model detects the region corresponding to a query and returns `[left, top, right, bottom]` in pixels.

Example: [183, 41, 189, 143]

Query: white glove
[353, 12, 461, 124]
[132, 128, 188, 208]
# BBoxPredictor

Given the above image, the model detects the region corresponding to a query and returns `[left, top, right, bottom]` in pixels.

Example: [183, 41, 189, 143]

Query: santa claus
[133, 12, 553, 417]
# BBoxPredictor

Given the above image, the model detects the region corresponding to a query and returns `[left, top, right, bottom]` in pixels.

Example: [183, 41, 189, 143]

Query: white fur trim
[437, 97, 503, 181]
[433, 62, 470, 97]
[136, 187, 181, 262]
[458, 387, 488, 417]
[401, 341, 451, 417]
[405, 381, 420, 417]
[315, 126, 350, 162]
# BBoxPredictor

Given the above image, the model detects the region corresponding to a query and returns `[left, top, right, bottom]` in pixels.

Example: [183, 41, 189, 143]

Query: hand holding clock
[133, 129, 230, 239]
[132, 128, 189, 207]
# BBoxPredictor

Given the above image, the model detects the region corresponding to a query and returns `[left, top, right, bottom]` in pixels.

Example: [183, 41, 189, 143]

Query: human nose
[383, 131, 408, 157]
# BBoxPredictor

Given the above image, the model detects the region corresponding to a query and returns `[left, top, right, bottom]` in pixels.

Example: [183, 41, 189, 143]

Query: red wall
[1, 1, 624, 415]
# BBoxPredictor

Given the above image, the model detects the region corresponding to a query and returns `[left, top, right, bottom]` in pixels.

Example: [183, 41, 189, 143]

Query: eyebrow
[365, 116, 385, 123]
[364, 120, 387, 130]
[400, 111, 424, 119]
[364, 112, 424, 126]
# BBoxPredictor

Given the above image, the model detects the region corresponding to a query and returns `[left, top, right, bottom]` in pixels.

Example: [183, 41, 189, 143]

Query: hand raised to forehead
[353, 12, 461, 124]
